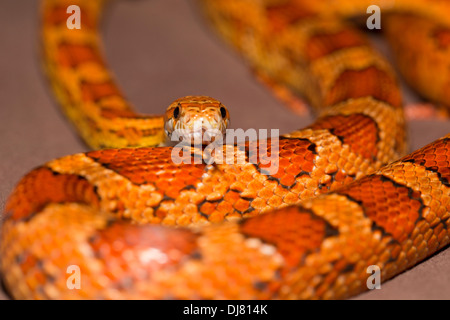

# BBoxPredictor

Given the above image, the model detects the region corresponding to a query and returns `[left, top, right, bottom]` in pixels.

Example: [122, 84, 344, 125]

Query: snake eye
[220, 106, 227, 118]
[173, 106, 180, 119]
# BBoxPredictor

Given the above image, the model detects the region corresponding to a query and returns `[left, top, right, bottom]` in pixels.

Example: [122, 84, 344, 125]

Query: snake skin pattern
[1, 0, 450, 299]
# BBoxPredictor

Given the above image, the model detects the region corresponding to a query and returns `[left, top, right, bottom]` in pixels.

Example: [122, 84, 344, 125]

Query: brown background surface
[0, 0, 449, 299]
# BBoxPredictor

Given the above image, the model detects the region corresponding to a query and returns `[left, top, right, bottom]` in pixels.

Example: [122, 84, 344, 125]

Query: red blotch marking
[266, 2, 316, 32]
[57, 43, 104, 69]
[326, 66, 402, 108]
[246, 138, 316, 188]
[401, 138, 450, 186]
[89, 222, 199, 283]
[87, 148, 206, 199]
[80, 81, 122, 102]
[310, 114, 379, 160]
[240, 206, 337, 269]
[306, 29, 368, 61]
[339, 175, 422, 242]
[5, 167, 99, 222]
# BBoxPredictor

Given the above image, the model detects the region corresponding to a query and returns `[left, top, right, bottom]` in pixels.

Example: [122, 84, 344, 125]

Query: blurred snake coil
[1, 0, 450, 299]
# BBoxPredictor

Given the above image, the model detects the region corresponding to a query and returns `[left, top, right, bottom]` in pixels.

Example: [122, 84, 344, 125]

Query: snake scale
[1, 0, 450, 299]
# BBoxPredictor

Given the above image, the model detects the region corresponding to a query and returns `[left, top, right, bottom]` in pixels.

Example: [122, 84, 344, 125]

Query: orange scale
[278, 158, 291, 168]
[165, 187, 183, 200]
[249, 198, 267, 211]
[441, 166, 450, 173]
[248, 178, 264, 190]
[289, 154, 306, 164]
[302, 178, 319, 192]
[409, 210, 421, 222]
[436, 160, 449, 167]
[238, 171, 255, 183]
[131, 174, 148, 185]
[216, 201, 233, 214]
[279, 174, 295, 187]
[200, 202, 217, 216]
[285, 163, 302, 175]
[370, 188, 384, 202]
[396, 202, 411, 213]
[215, 173, 232, 185]
[281, 142, 297, 151]
[395, 231, 409, 243]
[146, 173, 160, 183]
[224, 190, 241, 203]
[205, 190, 225, 201]
[201, 210, 220, 223]
[179, 203, 197, 218]
[384, 191, 398, 200]
[426, 233, 439, 249]
[257, 187, 274, 199]
[423, 161, 436, 169]
[301, 161, 315, 173]
[169, 177, 188, 188]
[263, 178, 278, 189]
[436, 228, 448, 244]
[334, 170, 349, 183]
[304, 150, 316, 161]
[155, 180, 170, 191]
[406, 222, 417, 235]
[279, 150, 294, 158]
[234, 199, 250, 212]
[394, 213, 407, 224]
[240, 189, 257, 201]
[291, 147, 306, 155]
[191, 170, 207, 180]
[114, 156, 129, 163]
[167, 205, 184, 221]
[197, 183, 214, 195]
[283, 192, 300, 204]
[267, 195, 283, 207]
[270, 170, 285, 181]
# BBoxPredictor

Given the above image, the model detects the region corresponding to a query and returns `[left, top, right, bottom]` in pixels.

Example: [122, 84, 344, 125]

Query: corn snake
[1, 0, 450, 299]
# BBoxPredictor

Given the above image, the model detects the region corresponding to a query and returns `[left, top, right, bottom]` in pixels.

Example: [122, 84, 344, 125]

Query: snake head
[164, 96, 230, 145]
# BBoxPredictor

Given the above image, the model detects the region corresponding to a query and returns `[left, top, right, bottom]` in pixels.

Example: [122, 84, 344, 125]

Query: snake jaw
[169, 126, 225, 145]
[164, 118, 174, 141]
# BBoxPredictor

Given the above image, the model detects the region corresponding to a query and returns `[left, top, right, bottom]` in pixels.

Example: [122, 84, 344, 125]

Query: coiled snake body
[1, 0, 450, 299]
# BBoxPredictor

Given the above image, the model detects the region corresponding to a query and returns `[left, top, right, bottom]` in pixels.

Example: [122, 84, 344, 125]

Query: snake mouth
[173, 127, 224, 145]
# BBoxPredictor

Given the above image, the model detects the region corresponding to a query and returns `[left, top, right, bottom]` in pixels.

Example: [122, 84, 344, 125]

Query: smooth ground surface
[0, 0, 449, 300]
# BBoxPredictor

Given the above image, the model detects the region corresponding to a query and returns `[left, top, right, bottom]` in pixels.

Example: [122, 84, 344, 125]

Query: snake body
[1, 0, 450, 299]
